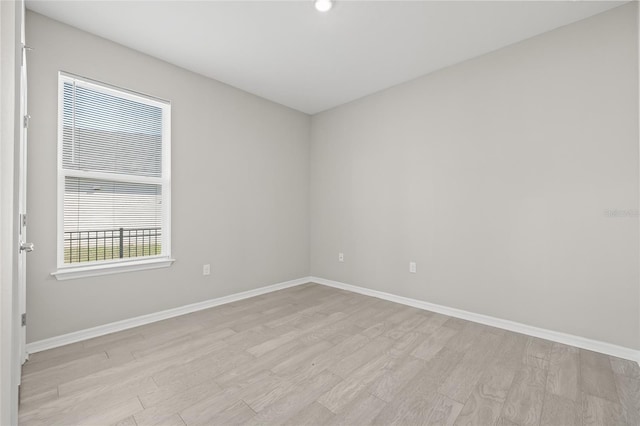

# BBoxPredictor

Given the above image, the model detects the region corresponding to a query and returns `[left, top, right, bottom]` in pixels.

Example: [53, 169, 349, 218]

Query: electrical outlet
[409, 262, 417, 273]
[203, 264, 211, 276]
[338, 252, 344, 262]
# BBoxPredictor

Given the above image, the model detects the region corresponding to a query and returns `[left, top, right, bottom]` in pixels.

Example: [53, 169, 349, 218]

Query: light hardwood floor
[19, 283, 640, 426]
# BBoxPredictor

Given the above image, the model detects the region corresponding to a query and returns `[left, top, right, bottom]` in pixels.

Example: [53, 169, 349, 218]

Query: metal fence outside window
[64, 227, 161, 263]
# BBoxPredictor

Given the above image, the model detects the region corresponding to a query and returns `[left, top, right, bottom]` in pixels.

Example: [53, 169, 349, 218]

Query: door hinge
[21, 313, 26, 327]
[23, 114, 31, 129]
[21, 45, 33, 66]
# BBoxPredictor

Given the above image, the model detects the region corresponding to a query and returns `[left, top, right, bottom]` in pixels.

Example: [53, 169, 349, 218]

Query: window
[53, 73, 172, 280]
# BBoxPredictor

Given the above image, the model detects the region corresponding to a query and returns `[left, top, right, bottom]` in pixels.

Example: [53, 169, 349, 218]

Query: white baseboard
[26, 276, 311, 354]
[310, 276, 640, 365]
[27, 274, 640, 366]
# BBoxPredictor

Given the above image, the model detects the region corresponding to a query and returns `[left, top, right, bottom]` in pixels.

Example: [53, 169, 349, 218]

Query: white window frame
[52, 72, 173, 280]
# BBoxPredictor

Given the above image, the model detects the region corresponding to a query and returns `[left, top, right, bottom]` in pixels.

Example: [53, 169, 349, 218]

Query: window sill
[51, 257, 175, 281]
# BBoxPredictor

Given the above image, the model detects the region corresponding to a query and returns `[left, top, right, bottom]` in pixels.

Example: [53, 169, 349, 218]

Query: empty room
[1, 0, 639, 425]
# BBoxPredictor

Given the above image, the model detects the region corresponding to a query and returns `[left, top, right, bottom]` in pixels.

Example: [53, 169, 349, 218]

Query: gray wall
[310, 4, 640, 349]
[26, 11, 311, 342]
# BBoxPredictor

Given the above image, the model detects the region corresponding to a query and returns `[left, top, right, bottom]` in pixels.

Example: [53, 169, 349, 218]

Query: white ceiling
[27, 0, 626, 114]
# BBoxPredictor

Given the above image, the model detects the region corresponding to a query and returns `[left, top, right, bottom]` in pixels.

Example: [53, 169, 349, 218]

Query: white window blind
[62, 81, 163, 177]
[57, 73, 171, 271]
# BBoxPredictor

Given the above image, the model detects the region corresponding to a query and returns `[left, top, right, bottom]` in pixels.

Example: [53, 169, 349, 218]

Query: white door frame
[0, 0, 24, 424]
[18, 0, 29, 366]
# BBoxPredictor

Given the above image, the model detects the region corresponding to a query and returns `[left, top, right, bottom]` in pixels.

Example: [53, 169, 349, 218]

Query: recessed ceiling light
[315, 0, 333, 12]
